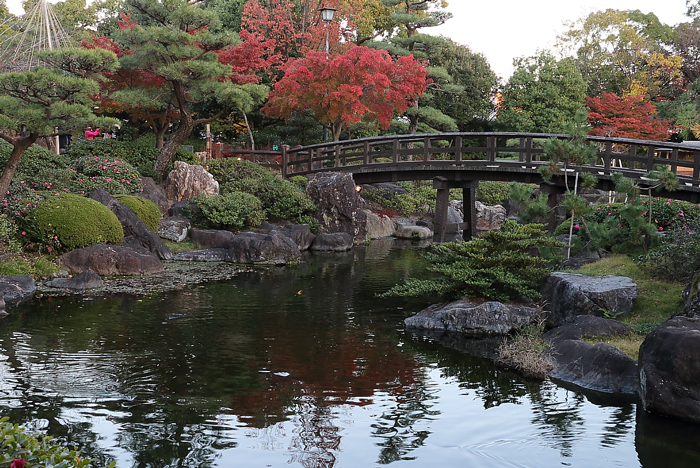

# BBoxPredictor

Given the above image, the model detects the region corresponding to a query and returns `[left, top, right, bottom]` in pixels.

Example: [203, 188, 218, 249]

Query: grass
[163, 239, 201, 254]
[565, 254, 685, 361]
[0, 254, 59, 278]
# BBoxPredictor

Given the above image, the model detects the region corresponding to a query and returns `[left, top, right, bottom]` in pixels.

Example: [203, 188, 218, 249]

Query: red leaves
[263, 46, 427, 138]
[217, 30, 279, 85]
[587, 92, 676, 141]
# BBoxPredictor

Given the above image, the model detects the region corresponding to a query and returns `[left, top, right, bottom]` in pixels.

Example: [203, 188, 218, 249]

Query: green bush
[26, 193, 123, 252]
[0, 214, 21, 253]
[0, 142, 72, 174]
[206, 159, 316, 223]
[477, 181, 519, 206]
[381, 221, 565, 302]
[0, 256, 58, 277]
[194, 192, 265, 231]
[639, 218, 700, 281]
[0, 417, 113, 468]
[71, 155, 143, 195]
[114, 194, 161, 232]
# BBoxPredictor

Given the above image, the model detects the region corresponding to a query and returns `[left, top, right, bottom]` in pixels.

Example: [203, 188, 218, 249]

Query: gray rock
[639, 316, 700, 423]
[446, 206, 463, 233]
[541, 272, 637, 327]
[306, 172, 367, 242]
[165, 161, 219, 202]
[394, 225, 432, 239]
[404, 299, 541, 337]
[44, 270, 103, 290]
[364, 210, 395, 239]
[173, 249, 228, 262]
[139, 177, 170, 215]
[226, 231, 301, 265]
[167, 200, 201, 220]
[88, 187, 172, 260]
[547, 340, 639, 396]
[158, 216, 190, 242]
[258, 222, 316, 250]
[60, 244, 164, 276]
[310, 232, 354, 252]
[543, 315, 633, 345]
[415, 219, 434, 231]
[0, 275, 36, 308]
[476, 201, 506, 232]
[190, 229, 235, 249]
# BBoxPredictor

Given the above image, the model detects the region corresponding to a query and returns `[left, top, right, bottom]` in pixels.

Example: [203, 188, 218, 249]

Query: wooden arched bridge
[221, 133, 700, 241]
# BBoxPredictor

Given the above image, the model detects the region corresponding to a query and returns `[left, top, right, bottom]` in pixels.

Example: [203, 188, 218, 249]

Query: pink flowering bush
[71, 156, 143, 194]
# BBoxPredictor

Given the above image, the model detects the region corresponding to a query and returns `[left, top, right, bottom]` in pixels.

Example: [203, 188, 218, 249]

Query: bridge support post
[462, 181, 477, 241]
[540, 183, 566, 231]
[433, 178, 477, 243]
[433, 177, 450, 243]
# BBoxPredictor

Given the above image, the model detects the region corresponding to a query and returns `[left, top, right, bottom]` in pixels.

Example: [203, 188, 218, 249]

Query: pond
[1, 238, 700, 468]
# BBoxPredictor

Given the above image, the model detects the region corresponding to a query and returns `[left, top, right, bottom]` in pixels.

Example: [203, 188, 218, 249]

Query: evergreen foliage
[115, 194, 161, 232]
[381, 221, 565, 302]
[193, 192, 264, 231]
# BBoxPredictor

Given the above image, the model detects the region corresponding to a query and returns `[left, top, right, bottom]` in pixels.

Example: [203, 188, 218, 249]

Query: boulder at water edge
[158, 217, 190, 243]
[404, 299, 540, 337]
[364, 210, 395, 239]
[165, 161, 219, 202]
[394, 225, 432, 239]
[310, 232, 354, 252]
[0, 275, 36, 308]
[60, 244, 164, 276]
[190, 229, 235, 249]
[639, 316, 700, 424]
[225, 231, 301, 265]
[44, 270, 104, 290]
[258, 222, 316, 250]
[173, 248, 229, 262]
[88, 188, 172, 260]
[541, 272, 637, 327]
[306, 172, 367, 242]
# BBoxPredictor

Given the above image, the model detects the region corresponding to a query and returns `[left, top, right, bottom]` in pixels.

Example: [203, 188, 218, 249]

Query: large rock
[541, 272, 637, 327]
[543, 315, 634, 345]
[310, 232, 354, 252]
[476, 201, 506, 232]
[167, 200, 201, 220]
[173, 249, 228, 262]
[0, 275, 36, 308]
[88, 188, 172, 260]
[394, 224, 432, 239]
[546, 340, 639, 395]
[306, 172, 366, 242]
[190, 229, 235, 249]
[226, 231, 301, 265]
[139, 177, 171, 215]
[44, 270, 103, 290]
[165, 161, 219, 202]
[258, 222, 315, 250]
[364, 210, 395, 239]
[404, 299, 541, 337]
[639, 316, 700, 423]
[446, 206, 463, 233]
[60, 244, 164, 276]
[158, 216, 190, 242]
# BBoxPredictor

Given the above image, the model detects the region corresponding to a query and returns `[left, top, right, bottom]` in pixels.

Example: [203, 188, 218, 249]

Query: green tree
[0, 48, 119, 197]
[498, 51, 587, 133]
[113, 0, 268, 180]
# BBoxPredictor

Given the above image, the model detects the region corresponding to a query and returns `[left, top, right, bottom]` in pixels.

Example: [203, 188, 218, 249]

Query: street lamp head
[320, 7, 337, 22]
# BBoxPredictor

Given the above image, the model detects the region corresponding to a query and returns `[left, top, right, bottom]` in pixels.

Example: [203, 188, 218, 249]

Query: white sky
[6, 0, 691, 80]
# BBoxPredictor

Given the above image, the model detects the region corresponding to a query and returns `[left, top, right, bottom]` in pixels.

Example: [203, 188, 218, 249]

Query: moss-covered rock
[115, 194, 161, 232]
[27, 193, 123, 251]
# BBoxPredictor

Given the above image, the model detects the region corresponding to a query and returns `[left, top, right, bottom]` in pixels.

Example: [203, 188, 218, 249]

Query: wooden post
[487, 136, 496, 162]
[433, 177, 450, 243]
[393, 138, 399, 163]
[281, 145, 288, 177]
[540, 183, 565, 232]
[455, 136, 462, 162]
[462, 181, 478, 241]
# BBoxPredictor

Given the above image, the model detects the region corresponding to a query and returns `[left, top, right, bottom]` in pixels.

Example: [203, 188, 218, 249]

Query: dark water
[1, 238, 700, 468]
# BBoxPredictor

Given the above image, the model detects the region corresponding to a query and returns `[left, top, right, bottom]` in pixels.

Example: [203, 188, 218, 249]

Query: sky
[5, 0, 692, 80]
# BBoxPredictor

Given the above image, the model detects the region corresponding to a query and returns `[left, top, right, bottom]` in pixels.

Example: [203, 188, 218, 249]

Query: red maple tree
[586, 92, 676, 141]
[263, 46, 428, 141]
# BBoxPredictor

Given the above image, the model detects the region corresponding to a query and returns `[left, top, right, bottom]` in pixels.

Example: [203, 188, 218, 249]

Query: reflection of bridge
[227, 133, 700, 241]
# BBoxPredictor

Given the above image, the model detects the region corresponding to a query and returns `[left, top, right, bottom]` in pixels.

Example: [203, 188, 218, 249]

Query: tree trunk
[154, 117, 194, 181]
[0, 135, 38, 197]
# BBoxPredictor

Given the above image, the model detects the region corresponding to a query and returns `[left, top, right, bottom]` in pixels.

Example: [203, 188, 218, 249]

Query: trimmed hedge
[115, 194, 161, 232]
[193, 192, 265, 231]
[26, 193, 123, 252]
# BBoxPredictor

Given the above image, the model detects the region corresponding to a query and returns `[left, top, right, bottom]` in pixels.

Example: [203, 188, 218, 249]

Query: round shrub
[26, 193, 123, 252]
[115, 194, 161, 232]
[0, 141, 72, 174]
[194, 192, 265, 231]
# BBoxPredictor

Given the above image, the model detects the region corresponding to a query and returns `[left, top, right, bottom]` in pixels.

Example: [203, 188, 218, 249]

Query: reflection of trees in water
[527, 384, 586, 458]
[287, 400, 340, 468]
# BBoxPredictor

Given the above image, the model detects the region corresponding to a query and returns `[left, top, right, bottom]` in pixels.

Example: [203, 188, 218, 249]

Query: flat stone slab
[0, 275, 36, 308]
[173, 249, 228, 262]
[404, 299, 540, 337]
[541, 272, 637, 327]
[44, 270, 104, 290]
[394, 225, 432, 240]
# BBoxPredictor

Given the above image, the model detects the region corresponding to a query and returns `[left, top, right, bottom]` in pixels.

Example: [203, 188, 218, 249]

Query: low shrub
[477, 181, 519, 206]
[193, 192, 265, 231]
[0, 417, 114, 468]
[0, 256, 58, 277]
[496, 320, 553, 380]
[71, 155, 143, 194]
[639, 218, 700, 282]
[0, 214, 21, 253]
[25, 193, 123, 252]
[114, 195, 161, 232]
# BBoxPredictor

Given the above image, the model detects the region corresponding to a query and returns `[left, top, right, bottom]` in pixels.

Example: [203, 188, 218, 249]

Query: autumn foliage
[263, 46, 428, 141]
[586, 92, 676, 141]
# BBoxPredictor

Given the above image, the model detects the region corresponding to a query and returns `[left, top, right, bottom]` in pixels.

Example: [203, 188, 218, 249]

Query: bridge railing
[224, 133, 700, 186]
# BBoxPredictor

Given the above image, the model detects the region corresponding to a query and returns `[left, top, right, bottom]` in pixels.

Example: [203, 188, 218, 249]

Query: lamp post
[320, 7, 336, 141]
[320, 7, 336, 55]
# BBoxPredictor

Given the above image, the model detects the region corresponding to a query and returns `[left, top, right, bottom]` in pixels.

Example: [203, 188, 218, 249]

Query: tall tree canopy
[0, 48, 119, 196]
[498, 51, 587, 133]
[106, 0, 269, 180]
[587, 92, 675, 141]
[263, 46, 427, 141]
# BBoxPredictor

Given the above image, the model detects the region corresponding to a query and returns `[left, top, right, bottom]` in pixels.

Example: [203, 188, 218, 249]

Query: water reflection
[0, 241, 699, 467]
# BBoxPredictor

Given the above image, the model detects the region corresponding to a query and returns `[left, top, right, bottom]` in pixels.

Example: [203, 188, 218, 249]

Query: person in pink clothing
[84, 126, 100, 139]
